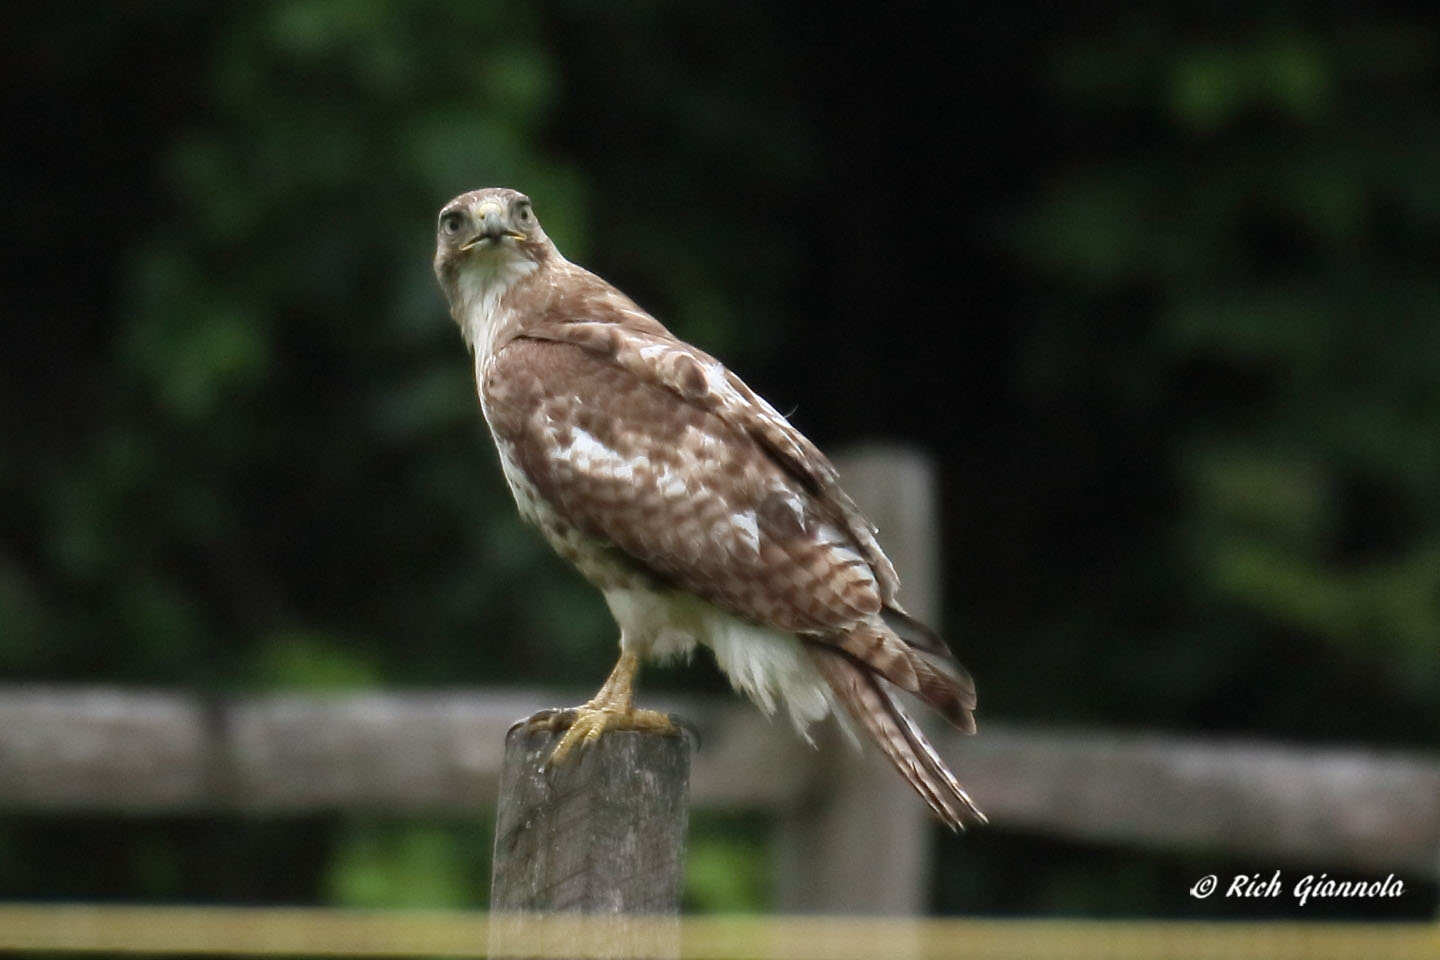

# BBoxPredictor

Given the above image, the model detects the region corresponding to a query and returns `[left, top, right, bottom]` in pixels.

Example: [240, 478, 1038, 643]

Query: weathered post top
[489, 722, 693, 958]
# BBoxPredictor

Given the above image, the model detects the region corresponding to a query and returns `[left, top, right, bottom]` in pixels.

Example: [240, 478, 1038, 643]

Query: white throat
[454, 254, 540, 358]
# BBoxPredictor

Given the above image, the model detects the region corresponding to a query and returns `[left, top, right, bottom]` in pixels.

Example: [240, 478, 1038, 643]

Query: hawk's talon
[513, 707, 578, 735]
[540, 704, 680, 769]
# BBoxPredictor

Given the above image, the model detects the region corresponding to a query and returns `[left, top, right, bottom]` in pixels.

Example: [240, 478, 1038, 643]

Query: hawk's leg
[527, 651, 679, 766]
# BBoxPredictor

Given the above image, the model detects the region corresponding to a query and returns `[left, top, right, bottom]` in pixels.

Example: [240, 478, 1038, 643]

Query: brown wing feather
[527, 320, 902, 602]
[483, 336, 880, 634]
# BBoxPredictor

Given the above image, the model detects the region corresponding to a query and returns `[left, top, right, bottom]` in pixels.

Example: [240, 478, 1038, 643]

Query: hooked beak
[461, 203, 525, 250]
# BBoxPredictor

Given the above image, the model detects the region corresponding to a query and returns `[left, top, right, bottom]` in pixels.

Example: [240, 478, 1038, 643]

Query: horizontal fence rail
[0, 685, 1436, 881]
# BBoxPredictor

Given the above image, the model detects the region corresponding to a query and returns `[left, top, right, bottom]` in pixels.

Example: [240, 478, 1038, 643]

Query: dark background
[2, 1, 1437, 918]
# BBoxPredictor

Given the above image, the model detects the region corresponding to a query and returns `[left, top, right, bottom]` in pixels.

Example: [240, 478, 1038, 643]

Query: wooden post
[489, 722, 692, 959]
[775, 444, 941, 915]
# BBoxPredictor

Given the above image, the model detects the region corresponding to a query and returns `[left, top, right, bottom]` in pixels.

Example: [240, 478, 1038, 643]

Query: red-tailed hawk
[433, 187, 984, 829]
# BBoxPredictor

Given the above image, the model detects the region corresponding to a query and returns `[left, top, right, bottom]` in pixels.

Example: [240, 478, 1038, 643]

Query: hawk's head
[434, 187, 555, 349]
[434, 186, 553, 273]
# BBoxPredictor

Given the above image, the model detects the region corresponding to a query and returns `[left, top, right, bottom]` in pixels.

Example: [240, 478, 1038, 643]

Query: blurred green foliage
[995, 12, 1440, 745]
[1, 0, 1436, 919]
[684, 814, 772, 913]
[324, 818, 492, 909]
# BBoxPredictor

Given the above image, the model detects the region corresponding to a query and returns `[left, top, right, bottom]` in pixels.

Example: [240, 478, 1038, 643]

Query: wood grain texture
[489, 723, 693, 958]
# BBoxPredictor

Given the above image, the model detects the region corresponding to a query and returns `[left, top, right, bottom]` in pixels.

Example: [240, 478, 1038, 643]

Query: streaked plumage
[433, 187, 984, 829]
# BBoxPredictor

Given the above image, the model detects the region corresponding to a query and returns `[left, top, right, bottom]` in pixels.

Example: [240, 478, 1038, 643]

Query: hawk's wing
[483, 323, 975, 725]
[515, 320, 901, 598]
[483, 328, 882, 634]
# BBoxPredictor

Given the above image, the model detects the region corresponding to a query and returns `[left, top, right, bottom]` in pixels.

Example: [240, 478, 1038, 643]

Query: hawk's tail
[833, 608, 978, 733]
[807, 639, 986, 831]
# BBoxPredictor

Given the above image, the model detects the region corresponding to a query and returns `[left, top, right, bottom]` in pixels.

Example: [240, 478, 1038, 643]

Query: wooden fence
[1, 445, 1435, 921]
[0, 685, 1436, 895]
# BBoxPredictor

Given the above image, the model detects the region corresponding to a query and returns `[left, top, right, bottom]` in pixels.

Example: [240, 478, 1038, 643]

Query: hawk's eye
[513, 201, 534, 228]
[440, 210, 466, 235]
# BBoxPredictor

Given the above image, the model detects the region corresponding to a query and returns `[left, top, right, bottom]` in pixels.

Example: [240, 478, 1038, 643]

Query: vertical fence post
[774, 444, 942, 915]
[489, 723, 692, 958]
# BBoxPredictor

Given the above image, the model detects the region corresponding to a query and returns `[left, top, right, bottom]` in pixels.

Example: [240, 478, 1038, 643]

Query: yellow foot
[523, 704, 680, 767]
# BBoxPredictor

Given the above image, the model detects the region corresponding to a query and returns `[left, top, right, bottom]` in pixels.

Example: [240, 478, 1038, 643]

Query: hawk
[433, 187, 985, 829]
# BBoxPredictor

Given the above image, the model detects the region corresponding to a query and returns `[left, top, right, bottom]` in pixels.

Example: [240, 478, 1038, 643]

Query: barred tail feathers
[833, 612, 977, 733]
[807, 642, 986, 831]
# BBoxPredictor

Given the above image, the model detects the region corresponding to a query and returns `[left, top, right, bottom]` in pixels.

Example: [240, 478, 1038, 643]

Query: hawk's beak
[462, 203, 526, 250]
